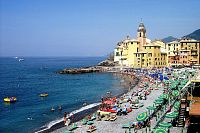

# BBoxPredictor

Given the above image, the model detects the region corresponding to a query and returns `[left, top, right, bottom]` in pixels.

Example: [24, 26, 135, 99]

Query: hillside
[162, 36, 177, 43]
[183, 29, 200, 40]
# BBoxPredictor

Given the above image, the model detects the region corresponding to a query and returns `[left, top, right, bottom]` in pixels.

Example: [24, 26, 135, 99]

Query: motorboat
[39, 93, 48, 97]
[4, 97, 17, 103]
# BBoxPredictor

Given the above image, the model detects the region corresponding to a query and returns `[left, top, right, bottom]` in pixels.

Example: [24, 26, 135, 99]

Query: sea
[0, 57, 129, 133]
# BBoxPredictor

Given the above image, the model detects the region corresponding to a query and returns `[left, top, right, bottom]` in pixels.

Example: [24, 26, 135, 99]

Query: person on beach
[64, 112, 67, 125]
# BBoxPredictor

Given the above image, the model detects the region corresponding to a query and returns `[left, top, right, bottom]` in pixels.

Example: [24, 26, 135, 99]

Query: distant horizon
[1, 0, 200, 57]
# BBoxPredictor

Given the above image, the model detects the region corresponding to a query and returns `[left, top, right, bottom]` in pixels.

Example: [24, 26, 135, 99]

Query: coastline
[35, 70, 140, 133]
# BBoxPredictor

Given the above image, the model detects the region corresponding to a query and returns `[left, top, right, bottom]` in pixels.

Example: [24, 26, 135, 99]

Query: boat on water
[18, 58, 24, 62]
[4, 97, 17, 103]
[39, 93, 48, 97]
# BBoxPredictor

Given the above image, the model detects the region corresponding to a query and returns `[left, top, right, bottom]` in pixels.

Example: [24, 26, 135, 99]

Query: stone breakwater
[57, 67, 102, 74]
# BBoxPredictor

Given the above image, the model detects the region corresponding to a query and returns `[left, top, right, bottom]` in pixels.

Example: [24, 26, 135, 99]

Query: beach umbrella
[153, 128, 167, 133]
[165, 112, 178, 118]
[154, 99, 163, 104]
[172, 90, 179, 97]
[174, 101, 180, 110]
[136, 112, 148, 122]
[160, 94, 169, 99]
[158, 122, 172, 128]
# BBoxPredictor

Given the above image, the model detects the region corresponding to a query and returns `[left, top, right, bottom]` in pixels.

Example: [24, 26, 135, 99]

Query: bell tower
[137, 21, 147, 51]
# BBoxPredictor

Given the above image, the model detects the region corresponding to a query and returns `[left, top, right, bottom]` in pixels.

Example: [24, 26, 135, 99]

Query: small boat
[18, 58, 24, 62]
[4, 97, 17, 103]
[39, 93, 48, 97]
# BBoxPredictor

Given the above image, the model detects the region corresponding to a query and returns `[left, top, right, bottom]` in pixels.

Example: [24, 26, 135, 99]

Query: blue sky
[0, 0, 200, 57]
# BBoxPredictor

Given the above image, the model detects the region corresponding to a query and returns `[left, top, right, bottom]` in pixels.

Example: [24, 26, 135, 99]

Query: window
[150, 47, 151, 49]
[137, 48, 139, 52]
[148, 53, 152, 57]
[116, 52, 120, 56]
[131, 42, 133, 44]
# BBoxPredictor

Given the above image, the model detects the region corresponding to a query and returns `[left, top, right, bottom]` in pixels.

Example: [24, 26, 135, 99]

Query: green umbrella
[174, 101, 180, 110]
[153, 128, 167, 133]
[165, 112, 178, 118]
[146, 106, 156, 110]
[136, 112, 148, 121]
[158, 122, 172, 128]
[160, 94, 169, 99]
[154, 99, 163, 104]
[172, 90, 179, 97]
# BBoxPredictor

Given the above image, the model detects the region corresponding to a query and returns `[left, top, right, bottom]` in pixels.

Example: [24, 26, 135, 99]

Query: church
[114, 22, 167, 68]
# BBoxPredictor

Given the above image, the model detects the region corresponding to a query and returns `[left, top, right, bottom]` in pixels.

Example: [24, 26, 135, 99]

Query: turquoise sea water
[0, 57, 127, 133]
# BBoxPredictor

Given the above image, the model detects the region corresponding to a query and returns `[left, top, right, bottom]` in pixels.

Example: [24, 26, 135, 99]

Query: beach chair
[87, 125, 97, 132]
[109, 115, 117, 121]
[82, 118, 87, 125]
[87, 120, 94, 125]
[68, 123, 78, 131]
[122, 122, 133, 128]
[103, 115, 110, 121]
[90, 114, 96, 121]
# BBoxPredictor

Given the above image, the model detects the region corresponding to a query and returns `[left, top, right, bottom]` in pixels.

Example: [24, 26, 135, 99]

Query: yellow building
[133, 43, 167, 68]
[114, 36, 139, 66]
[114, 22, 167, 68]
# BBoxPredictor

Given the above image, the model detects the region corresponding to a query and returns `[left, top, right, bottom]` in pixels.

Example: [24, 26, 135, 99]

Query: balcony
[191, 49, 198, 52]
[191, 53, 198, 56]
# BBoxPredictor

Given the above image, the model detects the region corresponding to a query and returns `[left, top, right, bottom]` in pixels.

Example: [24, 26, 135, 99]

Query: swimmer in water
[58, 105, 62, 111]
[51, 106, 55, 112]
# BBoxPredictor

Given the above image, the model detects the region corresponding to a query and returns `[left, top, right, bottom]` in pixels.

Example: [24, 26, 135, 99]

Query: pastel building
[166, 38, 200, 66]
[114, 22, 167, 68]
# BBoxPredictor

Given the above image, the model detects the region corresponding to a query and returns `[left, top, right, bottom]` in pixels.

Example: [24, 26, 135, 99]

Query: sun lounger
[87, 121, 94, 125]
[82, 119, 87, 125]
[87, 126, 97, 132]
[122, 123, 133, 128]
[68, 123, 78, 131]
[109, 115, 117, 121]
[90, 114, 96, 121]
[103, 115, 110, 121]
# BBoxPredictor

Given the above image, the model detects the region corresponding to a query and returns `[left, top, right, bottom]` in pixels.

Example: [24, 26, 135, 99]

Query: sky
[0, 0, 200, 57]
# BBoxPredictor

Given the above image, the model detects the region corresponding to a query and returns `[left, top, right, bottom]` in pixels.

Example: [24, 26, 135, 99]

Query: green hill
[162, 36, 177, 43]
[183, 29, 200, 40]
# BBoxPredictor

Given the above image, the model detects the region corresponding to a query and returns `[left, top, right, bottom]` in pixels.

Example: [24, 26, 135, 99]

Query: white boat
[18, 58, 24, 62]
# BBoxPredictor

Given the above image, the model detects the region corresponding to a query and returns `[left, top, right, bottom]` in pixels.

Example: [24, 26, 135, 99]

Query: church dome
[137, 22, 146, 32]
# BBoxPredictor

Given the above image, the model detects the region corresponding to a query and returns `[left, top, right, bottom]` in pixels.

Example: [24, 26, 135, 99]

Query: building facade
[114, 22, 167, 68]
[166, 38, 200, 66]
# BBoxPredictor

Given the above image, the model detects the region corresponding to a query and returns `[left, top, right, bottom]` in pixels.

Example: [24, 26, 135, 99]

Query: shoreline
[35, 71, 140, 133]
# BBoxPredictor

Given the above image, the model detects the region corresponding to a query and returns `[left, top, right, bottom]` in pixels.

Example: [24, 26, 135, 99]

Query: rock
[57, 67, 100, 74]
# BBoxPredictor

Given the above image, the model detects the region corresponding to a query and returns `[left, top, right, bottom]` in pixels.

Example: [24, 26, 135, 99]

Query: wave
[35, 102, 101, 133]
